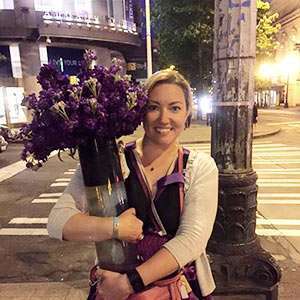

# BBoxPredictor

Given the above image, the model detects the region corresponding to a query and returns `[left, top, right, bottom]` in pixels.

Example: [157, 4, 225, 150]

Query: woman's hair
[144, 68, 193, 128]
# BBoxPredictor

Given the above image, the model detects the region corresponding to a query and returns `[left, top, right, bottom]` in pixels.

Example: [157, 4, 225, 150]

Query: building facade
[260, 1, 300, 108]
[0, 0, 142, 126]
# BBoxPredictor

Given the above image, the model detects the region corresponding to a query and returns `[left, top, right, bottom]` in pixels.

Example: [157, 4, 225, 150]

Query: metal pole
[209, 0, 281, 298]
[284, 73, 289, 108]
[145, 0, 152, 77]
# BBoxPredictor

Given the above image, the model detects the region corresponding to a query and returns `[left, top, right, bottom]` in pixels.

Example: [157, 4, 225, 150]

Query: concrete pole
[209, 0, 281, 298]
[145, 0, 152, 77]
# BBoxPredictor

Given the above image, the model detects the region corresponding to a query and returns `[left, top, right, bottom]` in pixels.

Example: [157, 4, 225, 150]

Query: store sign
[47, 47, 84, 75]
[0, 46, 12, 77]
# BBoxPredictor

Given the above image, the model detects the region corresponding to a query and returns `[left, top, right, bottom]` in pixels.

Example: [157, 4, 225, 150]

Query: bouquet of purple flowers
[21, 50, 147, 169]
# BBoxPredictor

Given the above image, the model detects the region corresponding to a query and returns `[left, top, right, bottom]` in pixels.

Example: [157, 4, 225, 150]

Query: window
[107, 0, 114, 17]
[34, 0, 62, 11]
[9, 44, 22, 78]
[39, 45, 48, 66]
[0, 0, 14, 9]
[75, 0, 92, 16]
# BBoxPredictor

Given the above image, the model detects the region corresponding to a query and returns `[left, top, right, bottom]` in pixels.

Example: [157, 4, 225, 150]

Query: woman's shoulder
[184, 148, 217, 171]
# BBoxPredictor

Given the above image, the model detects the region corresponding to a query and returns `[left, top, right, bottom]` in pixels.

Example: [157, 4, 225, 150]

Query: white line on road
[258, 193, 300, 198]
[39, 193, 63, 198]
[55, 178, 71, 182]
[50, 182, 68, 187]
[9, 218, 48, 224]
[258, 179, 300, 183]
[68, 169, 76, 171]
[258, 183, 300, 187]
[64, 171, 75, 175]
[256, 219, 300, 226]
[254, 153, 300, 157]
[254, 161, 300, 164]
[32, 198, 58, 204]
[256, 171, 300, 175]
[256, 228, 300, 237]
[259, 200, 300, 205]
[0, 228, 48, 235]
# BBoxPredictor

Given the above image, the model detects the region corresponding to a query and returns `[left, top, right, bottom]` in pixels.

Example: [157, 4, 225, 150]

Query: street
[0, 109, 300, 299]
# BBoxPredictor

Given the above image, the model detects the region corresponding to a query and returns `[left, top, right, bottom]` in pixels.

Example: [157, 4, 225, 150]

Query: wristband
[112, 216, 120, 239]
[126, 269, 145, 293]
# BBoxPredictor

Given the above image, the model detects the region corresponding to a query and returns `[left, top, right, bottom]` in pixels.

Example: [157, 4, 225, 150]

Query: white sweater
[47, 149, 218, 296]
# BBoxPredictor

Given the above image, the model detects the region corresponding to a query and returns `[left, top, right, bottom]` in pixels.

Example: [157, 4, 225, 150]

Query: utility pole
[145, 0, 152, 77]
[209, 0, 281, 298]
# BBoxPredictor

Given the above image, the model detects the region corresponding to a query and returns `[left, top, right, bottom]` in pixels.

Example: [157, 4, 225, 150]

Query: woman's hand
[118, 208, 143, 242]
[96, 269, 133, 300]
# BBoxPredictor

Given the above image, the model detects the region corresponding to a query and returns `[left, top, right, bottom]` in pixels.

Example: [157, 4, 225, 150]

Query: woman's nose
[158, 108, 169, 123]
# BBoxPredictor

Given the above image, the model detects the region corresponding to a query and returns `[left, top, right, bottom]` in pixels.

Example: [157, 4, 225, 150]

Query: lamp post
[145, 0, 152, 78]
[209, 0, 281, 298]
[284, 73, 289, 108]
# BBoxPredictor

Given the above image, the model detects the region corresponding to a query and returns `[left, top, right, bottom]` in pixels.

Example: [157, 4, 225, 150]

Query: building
[259, 0, 300, 108]
[0, 0, 143, 126]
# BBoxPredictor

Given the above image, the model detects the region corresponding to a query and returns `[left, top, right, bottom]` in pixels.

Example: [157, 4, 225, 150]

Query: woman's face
[143, 83, 188, 147]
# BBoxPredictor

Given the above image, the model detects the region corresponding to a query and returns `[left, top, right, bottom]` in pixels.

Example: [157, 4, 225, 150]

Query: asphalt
[0, 110, 299, 299]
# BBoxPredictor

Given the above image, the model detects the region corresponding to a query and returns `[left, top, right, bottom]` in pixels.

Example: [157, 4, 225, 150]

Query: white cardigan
[47, 149, 218, 296]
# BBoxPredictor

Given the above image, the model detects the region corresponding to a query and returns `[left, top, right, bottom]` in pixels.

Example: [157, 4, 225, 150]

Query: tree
[256, 0, 281, 58]
[152, 0, 214, 91]
[153, 0, 280, 91]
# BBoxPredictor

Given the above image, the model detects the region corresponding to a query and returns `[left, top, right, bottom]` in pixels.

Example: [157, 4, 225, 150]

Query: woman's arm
[47, 167, 143, 242]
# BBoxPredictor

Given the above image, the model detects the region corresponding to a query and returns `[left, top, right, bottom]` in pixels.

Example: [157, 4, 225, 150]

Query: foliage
[153, 0, 281, 90]
[21, 50, 148, 170]
[256, 0, 281, 57]
[152, 0, 214, 90]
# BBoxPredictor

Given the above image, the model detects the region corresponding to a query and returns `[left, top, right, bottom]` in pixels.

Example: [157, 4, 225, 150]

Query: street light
[279, 53, 300, 108]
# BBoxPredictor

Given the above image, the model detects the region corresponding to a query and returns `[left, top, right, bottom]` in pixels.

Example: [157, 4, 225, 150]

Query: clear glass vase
[78, 138, 137, 273]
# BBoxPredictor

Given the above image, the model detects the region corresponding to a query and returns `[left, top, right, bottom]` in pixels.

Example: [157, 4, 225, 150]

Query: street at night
[0, 109, 300, 299]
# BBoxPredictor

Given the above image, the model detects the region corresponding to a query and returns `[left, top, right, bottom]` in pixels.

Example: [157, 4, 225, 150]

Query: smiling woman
[47, 68, 218, 300]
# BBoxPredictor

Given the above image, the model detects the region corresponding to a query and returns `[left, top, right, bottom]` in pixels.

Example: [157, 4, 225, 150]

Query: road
[0, 109, 299, 292]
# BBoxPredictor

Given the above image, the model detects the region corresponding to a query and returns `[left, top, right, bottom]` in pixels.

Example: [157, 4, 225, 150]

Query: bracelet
[126, 269, 145, 293]
[112, 216, 120, 239]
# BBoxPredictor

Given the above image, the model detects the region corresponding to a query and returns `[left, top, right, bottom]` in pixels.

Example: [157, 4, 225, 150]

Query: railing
[42, 11, 138, 35]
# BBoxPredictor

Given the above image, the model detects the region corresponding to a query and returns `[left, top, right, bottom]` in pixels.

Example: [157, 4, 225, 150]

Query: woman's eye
[147, 105, 158, 111]
[171, 106, 181, 112]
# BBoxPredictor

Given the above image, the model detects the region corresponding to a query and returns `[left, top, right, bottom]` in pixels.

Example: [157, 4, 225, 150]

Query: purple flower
[21, 50, 148, 169]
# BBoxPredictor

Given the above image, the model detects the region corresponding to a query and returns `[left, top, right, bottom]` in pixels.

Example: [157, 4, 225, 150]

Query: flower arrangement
[21, 50, 148, 169]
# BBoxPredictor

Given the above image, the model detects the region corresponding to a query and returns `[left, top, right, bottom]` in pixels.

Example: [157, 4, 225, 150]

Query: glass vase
[78, 137, 137, 273]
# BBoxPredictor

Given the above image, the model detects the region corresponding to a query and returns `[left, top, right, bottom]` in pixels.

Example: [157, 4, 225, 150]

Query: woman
[47, 68, 218, 299]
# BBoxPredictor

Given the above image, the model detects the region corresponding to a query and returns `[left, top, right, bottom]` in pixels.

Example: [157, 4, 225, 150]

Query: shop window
[39, 45, 48, 66]
[0, 45, 12, 77]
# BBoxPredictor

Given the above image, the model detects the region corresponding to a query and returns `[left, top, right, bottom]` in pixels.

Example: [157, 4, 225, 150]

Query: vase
[78, 138, 138, 273]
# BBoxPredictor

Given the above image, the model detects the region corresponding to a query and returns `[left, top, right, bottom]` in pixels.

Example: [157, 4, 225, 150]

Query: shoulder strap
[178, 148, 184, 214]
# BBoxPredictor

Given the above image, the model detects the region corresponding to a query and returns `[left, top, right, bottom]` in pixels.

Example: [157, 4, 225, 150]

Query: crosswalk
[1, 141, 300, 241]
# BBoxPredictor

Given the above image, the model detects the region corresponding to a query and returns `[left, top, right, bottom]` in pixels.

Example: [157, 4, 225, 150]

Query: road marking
[32, 198, 58, 203]
[55, 178, 71, 182]
[9, 218, 48, 224]
[258, 183, 300, 187]
[256, 219, 300, 226]
[254, 152, 300, 157]
[0, 228, 48, 235]
[259, 200, 300, 205]
[64, 171, 75, 175]
[0, 151, 58, 183]
[258, 193, 300, 198]
[39, 193, 63, 197]
[258, 179, 300, 183]
[256, 171, 300, 175]
[254, 160, 300, 164]
[50, 182, 68, 187]
[68, 169, 76, 171]
[267, 121, 300, 125]
[256, 228, 300, 237]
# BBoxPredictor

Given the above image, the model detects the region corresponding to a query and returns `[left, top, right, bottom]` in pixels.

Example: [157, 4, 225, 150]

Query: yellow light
[279, 53, 300, 76]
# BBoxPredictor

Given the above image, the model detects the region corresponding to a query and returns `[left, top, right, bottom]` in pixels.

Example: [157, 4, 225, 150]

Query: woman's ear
[185, 114, 192, 129]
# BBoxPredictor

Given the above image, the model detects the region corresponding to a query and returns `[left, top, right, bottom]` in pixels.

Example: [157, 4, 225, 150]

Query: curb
[179, 128, 281, 144]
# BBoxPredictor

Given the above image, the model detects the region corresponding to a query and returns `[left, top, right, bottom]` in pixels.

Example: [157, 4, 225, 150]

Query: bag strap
[178, 147, 184, 215]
